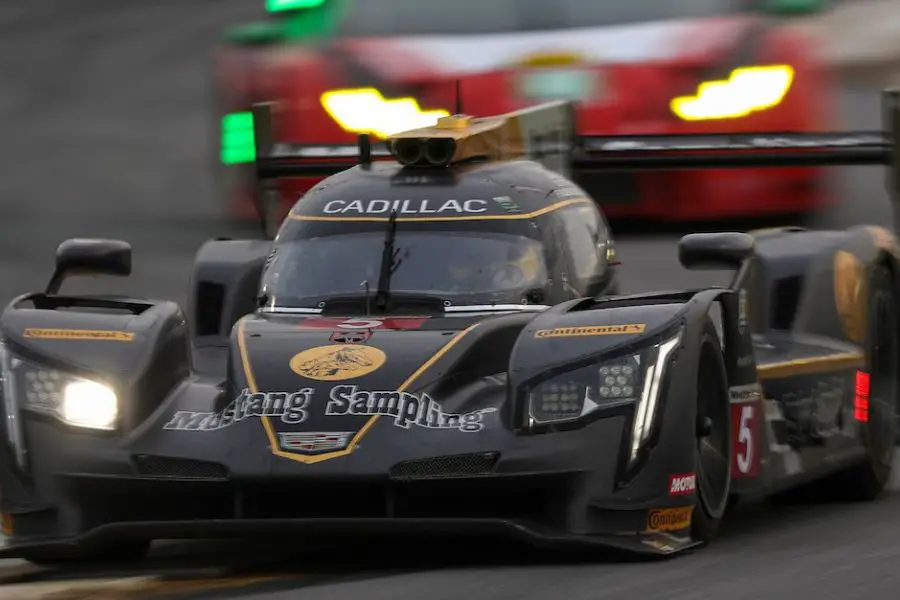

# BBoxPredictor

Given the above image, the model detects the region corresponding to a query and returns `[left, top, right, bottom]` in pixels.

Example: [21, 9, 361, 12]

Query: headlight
[525, 329, 682, 462]
[61, 380, 118, 430]
[670, 65, 794, 121]
[320, 88, 450, 138]
[527, 354, 642, 425]
[1, 347, 118, 431]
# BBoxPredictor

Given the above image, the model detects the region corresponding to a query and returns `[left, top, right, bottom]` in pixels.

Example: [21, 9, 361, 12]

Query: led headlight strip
[629, 331, 682, 463]
[527, 354, 642, 426]
[0, 344, 26, 469]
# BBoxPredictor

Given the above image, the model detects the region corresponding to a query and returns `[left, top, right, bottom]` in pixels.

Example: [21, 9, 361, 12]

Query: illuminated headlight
[670, 65, 794, 121]
[320, 88, 450, 139]
[1, 348, 118, 431]
[61, 380, 118, 430]
[528, 355, 642, 425]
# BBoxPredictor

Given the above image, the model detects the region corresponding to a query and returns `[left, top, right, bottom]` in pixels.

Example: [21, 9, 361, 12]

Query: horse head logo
[290, 345, 386, 381]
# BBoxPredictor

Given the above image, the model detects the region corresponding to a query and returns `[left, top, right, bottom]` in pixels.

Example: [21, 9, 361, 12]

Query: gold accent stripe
[3, 574, 289, 600]
[236, 319, 259, 392]
[756, 351, 864, 379]
[288, 198, 590, 223]
[238, 318, 480, 465]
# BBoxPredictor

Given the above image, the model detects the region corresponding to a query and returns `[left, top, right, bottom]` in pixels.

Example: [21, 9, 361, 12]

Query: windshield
[337, 0, 743, 37]
[261, 231, 550, 308]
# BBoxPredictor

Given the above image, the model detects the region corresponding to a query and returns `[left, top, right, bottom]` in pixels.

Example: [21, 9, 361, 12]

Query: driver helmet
[447, 243, 543, 290]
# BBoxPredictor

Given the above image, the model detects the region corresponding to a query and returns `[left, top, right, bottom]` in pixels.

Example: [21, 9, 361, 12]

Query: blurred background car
[213, 0, 840, 229]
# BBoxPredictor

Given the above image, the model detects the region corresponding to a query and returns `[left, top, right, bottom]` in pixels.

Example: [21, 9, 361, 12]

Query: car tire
[823, 262, 898, 501]
[691, 319, 732, 543]
[21, 539, 151, 568]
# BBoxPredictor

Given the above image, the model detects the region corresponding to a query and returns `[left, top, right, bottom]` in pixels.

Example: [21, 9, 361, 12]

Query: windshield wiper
[375, 209, 402, 311]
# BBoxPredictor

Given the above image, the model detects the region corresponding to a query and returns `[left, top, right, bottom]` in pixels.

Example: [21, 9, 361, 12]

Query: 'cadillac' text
[322, 199, 488, 215]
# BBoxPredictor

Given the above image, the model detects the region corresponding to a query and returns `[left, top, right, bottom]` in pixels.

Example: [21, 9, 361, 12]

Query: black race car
[1, 93, 899, 564]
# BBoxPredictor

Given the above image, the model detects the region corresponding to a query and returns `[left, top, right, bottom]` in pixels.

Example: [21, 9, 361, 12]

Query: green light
[266, 0, 327, 12]
[220, 112, 256, 165]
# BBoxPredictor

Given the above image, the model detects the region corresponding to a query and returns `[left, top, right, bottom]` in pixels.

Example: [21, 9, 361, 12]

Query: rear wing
[252, 88, 900, 233]
[252, 99, 577, 179]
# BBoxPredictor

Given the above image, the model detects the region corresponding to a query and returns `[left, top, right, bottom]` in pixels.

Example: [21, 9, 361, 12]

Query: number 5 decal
[731, 402, 760, 477]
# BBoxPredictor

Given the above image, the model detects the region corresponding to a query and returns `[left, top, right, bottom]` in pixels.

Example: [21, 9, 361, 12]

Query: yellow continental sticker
[645, 506, 693, 533]
[22, 328, 134, 341]
[833, 250, 867, 343]
[534, 324, 646, 339]
[290, 344, 386, 381]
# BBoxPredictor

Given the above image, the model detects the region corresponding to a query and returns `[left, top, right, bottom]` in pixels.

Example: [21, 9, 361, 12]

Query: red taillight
[854, 370, 870, 422]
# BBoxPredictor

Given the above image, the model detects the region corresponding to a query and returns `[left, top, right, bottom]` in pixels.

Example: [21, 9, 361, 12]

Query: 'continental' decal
[289, 344, 386, 381]
[534, 324, 646, 338]
[23, 328, 135, 341]
[645, 506, 693, 533]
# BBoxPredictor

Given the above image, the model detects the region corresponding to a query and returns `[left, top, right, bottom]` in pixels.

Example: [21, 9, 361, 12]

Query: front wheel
[691, 320, 732, 543]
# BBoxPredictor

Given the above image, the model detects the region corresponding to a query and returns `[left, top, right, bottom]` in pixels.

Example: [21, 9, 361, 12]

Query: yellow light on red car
[321, 88, 450, 138]
[670, 65, 794, 121]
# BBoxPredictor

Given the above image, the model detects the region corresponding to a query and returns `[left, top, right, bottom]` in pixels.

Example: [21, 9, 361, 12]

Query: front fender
[509, 290, 737, 387]
[189, 238, 272, 346]
[507, 288, 751, 489]
[0, 295, 190, 433]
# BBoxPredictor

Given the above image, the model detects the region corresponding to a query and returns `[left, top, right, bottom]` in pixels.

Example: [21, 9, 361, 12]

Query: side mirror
[760, 0, 825, 16]
[678, 232, 755, 271]
[46, 239, 132, 295]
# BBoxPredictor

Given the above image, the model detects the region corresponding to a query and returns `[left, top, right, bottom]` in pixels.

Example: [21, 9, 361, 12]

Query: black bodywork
[2, 93, 900, 560]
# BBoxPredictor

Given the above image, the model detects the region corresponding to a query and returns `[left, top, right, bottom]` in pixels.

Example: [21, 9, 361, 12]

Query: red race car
[214, 0, 838, 232]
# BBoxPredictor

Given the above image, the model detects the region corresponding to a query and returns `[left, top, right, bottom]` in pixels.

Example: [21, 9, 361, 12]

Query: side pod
[188, 239, 272, 347]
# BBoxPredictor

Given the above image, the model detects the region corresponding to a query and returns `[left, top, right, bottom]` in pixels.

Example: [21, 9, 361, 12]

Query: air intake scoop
[387, 102, 573, 168]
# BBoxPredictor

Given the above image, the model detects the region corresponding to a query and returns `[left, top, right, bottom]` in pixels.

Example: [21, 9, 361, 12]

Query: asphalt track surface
[4, 2, 900, 599]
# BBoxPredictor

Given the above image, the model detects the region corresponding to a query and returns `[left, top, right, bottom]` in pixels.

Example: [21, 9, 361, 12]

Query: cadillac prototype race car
[215, 0, 839, 227]
[1, 94, 899, 565]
